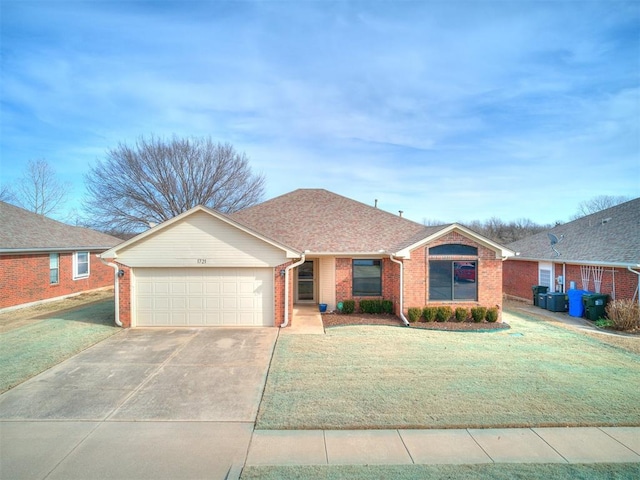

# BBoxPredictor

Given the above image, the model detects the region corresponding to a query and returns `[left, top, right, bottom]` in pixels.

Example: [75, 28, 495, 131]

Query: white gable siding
[318, 257, 336, 311]
[115, 210, 289, 268]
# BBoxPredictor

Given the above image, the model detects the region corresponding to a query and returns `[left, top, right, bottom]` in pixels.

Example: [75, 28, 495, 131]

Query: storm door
[296, 260, 316, 302]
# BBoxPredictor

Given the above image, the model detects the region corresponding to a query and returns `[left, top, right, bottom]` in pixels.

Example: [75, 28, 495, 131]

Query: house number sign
[197, 258, 207, 264]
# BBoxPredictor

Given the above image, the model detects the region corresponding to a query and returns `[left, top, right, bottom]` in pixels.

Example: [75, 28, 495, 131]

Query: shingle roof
[507, 198, 640, 267]
[0, 201, 123, 253]
[230, 189, 447, 253]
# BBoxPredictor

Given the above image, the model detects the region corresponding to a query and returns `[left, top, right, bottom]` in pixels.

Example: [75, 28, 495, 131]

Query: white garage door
[134, 268, 274, 327]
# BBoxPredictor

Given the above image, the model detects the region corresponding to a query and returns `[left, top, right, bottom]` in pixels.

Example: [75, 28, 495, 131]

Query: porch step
[283, 305, 325, 335]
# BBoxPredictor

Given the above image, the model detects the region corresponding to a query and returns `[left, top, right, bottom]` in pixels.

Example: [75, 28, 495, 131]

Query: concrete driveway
[0, 327, 278, 480]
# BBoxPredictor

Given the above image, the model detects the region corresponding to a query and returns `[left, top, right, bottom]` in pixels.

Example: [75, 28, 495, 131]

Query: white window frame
[73, 251, 90, 279]
[49, 253, 59, 284]
[538, 262, 553, 289]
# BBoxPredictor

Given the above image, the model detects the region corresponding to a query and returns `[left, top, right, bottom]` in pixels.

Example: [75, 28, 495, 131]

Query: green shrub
[454, 307, 468, 322]
[435, 306, 453, 322]
[486, 307, 499, 323]
[422, 307, 437, 323]
[358, 299, 393, 314]
[471, 306, 487, 323]
[342, 300, 356, 314]
[595, 318, 615, 329]
[605, 299, 640, 331]
[382, 300, 394, 314]
[359, 299, 380, 314]
[407, 307, 422, 323]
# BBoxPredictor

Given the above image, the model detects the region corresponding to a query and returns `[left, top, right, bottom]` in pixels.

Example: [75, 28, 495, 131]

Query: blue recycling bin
[568, 289, 590, 317]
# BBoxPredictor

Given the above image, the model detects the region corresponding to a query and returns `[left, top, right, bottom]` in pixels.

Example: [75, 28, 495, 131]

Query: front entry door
[296, 260, 315, 302]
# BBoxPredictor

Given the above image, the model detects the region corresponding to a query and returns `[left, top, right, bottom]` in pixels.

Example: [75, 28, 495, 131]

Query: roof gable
[507, 198, 640, 267]
[0, 201, 122, 253]
[396, 223, 515, 259]
[101, 205, 299, 260]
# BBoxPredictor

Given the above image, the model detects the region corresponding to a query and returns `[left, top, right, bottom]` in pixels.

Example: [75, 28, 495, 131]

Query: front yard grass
[257, 309, 640, 429]
[241, 463, 640, 480]
[0, 300, 120, 393]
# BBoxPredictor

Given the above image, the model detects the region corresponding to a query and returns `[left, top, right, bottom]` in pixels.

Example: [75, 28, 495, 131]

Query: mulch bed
[322, 313, 510, 331]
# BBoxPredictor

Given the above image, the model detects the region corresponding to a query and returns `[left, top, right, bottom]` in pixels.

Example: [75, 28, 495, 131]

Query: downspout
[389, 254, 410, 326]
[282, 252, 307, 328]
[98, 256, 122, 327]
[628, 267, 640, 306]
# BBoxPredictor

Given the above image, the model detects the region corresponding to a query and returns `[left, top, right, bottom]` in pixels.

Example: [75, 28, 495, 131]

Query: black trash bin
[532, 286, 549, 307]
[538, 292, 548, 309]
[547, 292, 568, 312]
[582, 294, 609, 321]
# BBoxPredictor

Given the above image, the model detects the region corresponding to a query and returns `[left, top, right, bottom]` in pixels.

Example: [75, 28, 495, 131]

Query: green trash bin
[582, 294, 609, 321]
[532, 286, 549, 307]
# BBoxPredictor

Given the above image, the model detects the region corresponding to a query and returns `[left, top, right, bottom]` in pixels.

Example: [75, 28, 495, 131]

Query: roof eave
[1, 246, 117, 255]
[507, 256, 640, 269]
[303, 250, 392, 257]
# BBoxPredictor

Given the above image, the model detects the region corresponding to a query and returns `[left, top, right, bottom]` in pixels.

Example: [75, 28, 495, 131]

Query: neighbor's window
[49, 253, 59, 284]
[353, 259, 382, 296]
[73, 251, 89, 279]
[429, 260, 477, 301]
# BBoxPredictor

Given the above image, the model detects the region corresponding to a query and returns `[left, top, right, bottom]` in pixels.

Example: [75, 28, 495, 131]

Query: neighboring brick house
[0, 201, 122, 310]
[503, 198, 640, 304]
[101, 189, 514, 328]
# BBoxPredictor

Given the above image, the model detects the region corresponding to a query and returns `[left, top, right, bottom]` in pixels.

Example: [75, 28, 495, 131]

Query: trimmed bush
[435, 306, 453, 322]
[342, 300, 356, 314]
[422, 307, 437, 323]
[382, 300, 394, 315]
[359, 299, 381, 314]
[454, 307, 468, 323]
[486, 307, 499, 323]
[471, 306, 487, 323]
[605, 299, 640, 331]
[407, 307, 422, 323]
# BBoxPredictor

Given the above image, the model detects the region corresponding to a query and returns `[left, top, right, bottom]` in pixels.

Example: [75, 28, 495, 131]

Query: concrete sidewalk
[247, 427, 640, 466]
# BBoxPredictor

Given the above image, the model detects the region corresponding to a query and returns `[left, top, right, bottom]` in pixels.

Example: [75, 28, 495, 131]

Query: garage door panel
[188, 282, 204, 295]
[135, 268, 273, 327]
[222, 282, 237, 294]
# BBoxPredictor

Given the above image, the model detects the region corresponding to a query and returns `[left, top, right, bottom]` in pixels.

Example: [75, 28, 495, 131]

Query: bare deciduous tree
[572, 195, 632, 219]
[84, 135, 266, 232]
[0, 184, 16, 203]
[17, 159, 68, 216]
[463, 217, 549, 245]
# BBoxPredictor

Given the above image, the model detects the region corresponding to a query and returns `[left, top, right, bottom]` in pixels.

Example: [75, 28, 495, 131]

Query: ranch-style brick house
[101, 189, 515, 328]
[503, 197, 640, 304]
[0, 201, 122, 310]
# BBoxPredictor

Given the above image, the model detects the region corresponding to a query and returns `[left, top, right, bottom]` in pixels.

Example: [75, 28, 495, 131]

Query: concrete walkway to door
[0, 327, 278, 480]
[281, 304, 325, 335]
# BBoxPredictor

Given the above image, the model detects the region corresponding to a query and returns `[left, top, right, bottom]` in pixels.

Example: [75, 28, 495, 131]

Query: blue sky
[1, 0, 639, 225]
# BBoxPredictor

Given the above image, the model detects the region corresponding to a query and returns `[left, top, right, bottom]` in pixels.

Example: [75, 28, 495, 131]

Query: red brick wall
[116, 263, 132, 328]
[274, 260, 295, 327]
[334, 257, 400, 313]
[555, 263, 638, 301]
[335, 258, 351, 304]
[0, 251, 114, 309]
[504, 260, 640, 303]
[503, 259, 539, 302]
[404, 232, 504, 320]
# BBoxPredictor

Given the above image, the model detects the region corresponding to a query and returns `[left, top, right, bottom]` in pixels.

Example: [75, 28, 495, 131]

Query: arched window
[428, 244, 477, 256]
